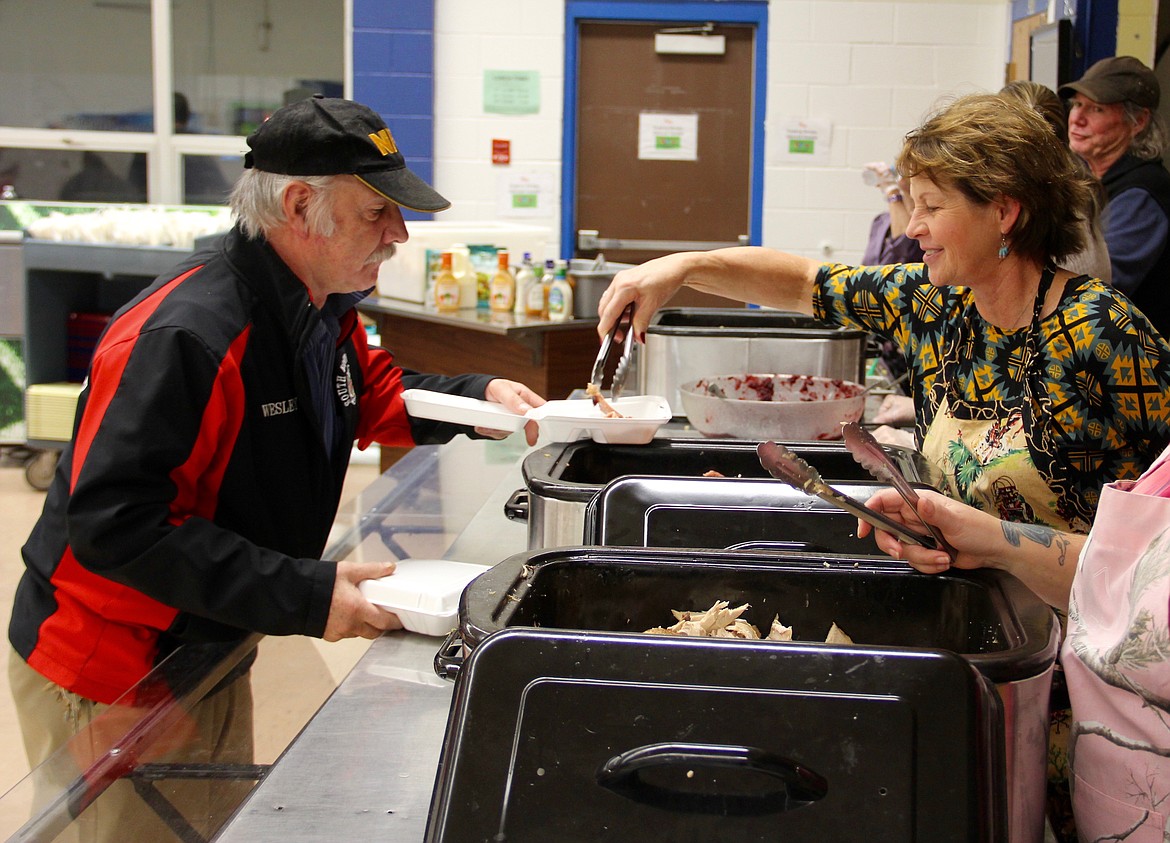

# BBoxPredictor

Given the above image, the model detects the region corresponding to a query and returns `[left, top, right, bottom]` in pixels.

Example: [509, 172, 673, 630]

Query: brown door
[573, 21, 756, 308]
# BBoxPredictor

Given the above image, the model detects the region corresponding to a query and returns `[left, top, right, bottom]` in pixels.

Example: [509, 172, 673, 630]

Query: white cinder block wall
[431, 0, 1010, 265]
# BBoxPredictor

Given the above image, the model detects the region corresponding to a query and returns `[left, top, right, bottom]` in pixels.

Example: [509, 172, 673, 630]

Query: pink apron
[1062, 462, 1170, 841]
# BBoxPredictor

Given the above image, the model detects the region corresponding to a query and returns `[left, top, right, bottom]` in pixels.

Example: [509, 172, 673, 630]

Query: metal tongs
[840, 421, 956, 560]
[590, 302, 635, 399]
[756, 440, 941, 550]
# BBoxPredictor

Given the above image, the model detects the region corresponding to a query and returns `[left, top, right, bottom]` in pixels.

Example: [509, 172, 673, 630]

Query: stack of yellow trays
[26, 382, 83, 442]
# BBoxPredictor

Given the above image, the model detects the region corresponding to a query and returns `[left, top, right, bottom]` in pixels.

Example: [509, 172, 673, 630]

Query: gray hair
[1125, 101, 1169, 160]
[228, 170, 341, 240]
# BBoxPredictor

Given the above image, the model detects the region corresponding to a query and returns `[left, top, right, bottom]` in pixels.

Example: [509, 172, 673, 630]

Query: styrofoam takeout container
[402, 390, 528, 432]
[401, 389, 672, 444]
[358, 559, 486, 636]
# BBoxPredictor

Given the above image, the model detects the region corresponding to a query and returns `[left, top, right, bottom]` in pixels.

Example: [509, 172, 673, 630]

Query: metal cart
[20, 238, 192, 489]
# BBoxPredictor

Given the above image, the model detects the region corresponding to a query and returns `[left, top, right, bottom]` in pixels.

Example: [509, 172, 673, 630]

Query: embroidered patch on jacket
[336, 352, 357, 407]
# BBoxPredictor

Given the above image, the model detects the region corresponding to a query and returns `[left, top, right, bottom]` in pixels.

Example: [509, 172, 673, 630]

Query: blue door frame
[1012, 0, 1118, 79]
[562, 1, 769, 259]
[1075, 0, 1118, 73]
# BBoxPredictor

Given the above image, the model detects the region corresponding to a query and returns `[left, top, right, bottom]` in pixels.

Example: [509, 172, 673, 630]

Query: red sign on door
[491, 138, 511, 165]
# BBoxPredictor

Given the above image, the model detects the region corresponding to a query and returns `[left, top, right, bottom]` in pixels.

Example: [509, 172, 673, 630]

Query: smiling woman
[598, 92, 1170, 537]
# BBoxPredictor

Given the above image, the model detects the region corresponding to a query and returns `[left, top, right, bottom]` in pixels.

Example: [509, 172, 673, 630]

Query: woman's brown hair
[897, 93, 1095, 265]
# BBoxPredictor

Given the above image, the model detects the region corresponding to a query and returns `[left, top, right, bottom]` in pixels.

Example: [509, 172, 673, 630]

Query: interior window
[0, 0, 343, 205]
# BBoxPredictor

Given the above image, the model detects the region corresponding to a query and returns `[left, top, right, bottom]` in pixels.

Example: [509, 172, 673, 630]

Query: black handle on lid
[432, 628, 464, 680]
[596, 741, 827, 815]
[503, 489, 529, 522]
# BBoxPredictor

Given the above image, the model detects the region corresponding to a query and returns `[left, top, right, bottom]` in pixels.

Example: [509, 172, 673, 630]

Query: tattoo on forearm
[1001, 522, 1071, 566]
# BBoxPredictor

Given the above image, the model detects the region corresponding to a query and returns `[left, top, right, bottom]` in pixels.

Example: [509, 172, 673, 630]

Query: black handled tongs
[590, 302, 635, 399]
[840, 422, 957, 561]
[757, 440, 940, 550]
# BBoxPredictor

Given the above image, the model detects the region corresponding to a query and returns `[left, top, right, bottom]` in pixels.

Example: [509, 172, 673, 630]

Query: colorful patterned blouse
[814, 262, 1170, 531]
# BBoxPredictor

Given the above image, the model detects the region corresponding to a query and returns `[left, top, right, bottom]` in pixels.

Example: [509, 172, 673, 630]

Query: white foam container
[401, 389, 672, 444]
[402, 390, 527, 433]
[528, 396, 672, 444]
[358, 559, 486, 636]
[375, 221, 552, 303]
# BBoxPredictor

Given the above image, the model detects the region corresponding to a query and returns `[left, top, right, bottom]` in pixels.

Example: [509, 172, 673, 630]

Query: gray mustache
[366, 243, 397, 266]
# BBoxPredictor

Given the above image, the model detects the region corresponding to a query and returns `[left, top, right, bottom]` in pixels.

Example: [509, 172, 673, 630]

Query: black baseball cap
[244, 95, 450, 212]
[1059, 56, 1160, 109]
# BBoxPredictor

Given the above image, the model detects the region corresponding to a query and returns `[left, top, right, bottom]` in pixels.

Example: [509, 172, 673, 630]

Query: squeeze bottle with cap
[433, 251, 461, 313]
[513, 253, 536, 315]
[448, 243, 475, 309]
[526, 259, 553, 319]
[489, 250, 515, 313]
[547, 262, 573, 322]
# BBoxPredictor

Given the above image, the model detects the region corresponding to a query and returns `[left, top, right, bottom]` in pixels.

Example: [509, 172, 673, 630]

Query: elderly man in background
[1061, 56, 1170, 336]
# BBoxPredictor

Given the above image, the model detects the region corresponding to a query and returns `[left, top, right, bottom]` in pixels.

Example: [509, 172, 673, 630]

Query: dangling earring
[998, 236, 1010, 260]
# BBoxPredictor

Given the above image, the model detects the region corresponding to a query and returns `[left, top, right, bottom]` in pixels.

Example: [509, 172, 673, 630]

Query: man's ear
[281, 181, 314, 237]
[1131, 107, 1152, 137]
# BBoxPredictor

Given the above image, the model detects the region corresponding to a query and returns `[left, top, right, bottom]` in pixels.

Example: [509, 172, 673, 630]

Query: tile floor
[0, 444, 381, 800]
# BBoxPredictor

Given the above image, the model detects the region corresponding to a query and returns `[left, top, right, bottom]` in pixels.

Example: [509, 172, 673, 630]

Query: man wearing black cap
[1061, 56, 1170, 337]
[7, 96, 545, 839]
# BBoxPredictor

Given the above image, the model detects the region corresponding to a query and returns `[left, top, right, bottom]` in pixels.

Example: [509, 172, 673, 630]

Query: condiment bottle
[525, 258, 553, 319]
[547, 262, 573, 322]
[433, 250, 461, 313]
[448, 243, 475, 309]
[489, 250, 515, 313]
[513, 252, 536, 315]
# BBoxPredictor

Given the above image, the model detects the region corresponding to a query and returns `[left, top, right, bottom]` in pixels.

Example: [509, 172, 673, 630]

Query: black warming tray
[427, 626, 1004, 842]
[427, 548, 1059, 841]
[445, 547, 1057, 688]
[525, 437, 934, 500]
[511, 437, 940, 549]
[585, 474, 936, 553]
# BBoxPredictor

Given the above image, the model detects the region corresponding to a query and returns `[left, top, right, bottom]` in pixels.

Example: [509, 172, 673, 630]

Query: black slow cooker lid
[425, 627, 1004, 842]
[584, 474, 931, 554]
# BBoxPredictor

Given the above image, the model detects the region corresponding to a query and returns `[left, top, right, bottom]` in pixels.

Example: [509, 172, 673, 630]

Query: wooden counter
[357, 297, 607, 470]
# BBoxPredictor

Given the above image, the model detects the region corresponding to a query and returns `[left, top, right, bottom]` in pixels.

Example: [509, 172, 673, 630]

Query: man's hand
[323, 560, 404, 642]
[480, 379, 546, 445]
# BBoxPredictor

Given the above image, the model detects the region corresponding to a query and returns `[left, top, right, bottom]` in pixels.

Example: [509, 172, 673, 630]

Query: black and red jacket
[9, 227, 494, 704]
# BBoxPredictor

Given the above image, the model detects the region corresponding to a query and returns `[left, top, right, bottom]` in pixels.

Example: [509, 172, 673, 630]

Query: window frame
[0, 0, 351, 206]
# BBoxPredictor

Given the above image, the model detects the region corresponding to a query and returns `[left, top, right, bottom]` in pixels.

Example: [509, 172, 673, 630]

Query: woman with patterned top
[599, 92, 1170, 536]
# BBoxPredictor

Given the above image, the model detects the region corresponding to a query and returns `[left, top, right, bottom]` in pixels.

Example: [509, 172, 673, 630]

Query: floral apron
[921, 395, 1067, 527]
[1062, 472, 1170, 841]
[921, 269, 1082, 836]
[920, 269, 1074, 532]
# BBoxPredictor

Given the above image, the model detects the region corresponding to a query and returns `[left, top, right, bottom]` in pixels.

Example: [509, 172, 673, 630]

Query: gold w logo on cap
[368, 128, 398, 156]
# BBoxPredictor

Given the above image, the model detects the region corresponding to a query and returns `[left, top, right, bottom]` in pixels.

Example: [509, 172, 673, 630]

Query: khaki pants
[8, 650, 256, 843]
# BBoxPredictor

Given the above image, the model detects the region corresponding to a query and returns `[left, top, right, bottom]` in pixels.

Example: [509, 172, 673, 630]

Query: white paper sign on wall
[496, 171, 555, 218]
[778, 117, 832, 164]
[637, 112, 699, 161]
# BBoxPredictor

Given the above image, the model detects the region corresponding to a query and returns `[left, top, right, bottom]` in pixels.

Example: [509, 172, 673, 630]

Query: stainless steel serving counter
[212, 435, 532, 842]
[0, 408, 913, 841]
